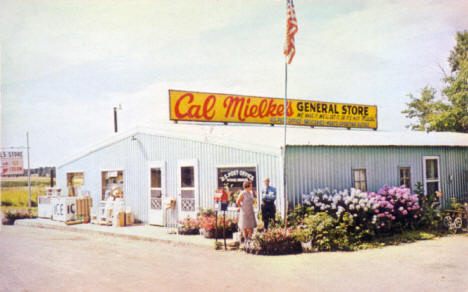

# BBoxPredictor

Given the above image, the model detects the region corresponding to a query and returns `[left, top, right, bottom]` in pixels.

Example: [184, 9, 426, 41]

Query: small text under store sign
[0, 151, 24, 176]
[169, 90, 378, 129]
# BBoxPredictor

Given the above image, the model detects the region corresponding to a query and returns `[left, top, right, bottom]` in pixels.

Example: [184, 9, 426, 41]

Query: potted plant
[199, 214, 238, 239]
[178, 216, 200, 235]
[293, 228, 313, 252]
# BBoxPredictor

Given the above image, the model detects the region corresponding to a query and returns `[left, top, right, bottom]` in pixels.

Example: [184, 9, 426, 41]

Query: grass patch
[1, 176, 54, 188]
[356, 230, 442, 250]
[1, 186, 44, 207]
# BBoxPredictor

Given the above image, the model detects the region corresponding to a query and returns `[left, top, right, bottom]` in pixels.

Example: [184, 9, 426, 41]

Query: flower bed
[199, 213, 238, 239]
[301, 186, 423, 236]
[2, 208, 36, 225]
[244, 227, 301, 255]
[177, 216, 200, 235]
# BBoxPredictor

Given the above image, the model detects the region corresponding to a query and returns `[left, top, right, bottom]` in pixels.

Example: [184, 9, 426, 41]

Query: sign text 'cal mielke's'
[169, 90, 377, 129]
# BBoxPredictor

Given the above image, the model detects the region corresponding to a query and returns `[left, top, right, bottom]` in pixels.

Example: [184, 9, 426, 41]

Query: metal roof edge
[57, 126, 280, 168]
[287, 144, 468, 147]
[57, 127, 143, 168]
[136, 127, 280, 156]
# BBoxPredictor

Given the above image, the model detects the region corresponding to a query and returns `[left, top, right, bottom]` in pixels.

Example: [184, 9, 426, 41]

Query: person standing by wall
[236, 180, 257, 240]
[261, 177, 277, 230]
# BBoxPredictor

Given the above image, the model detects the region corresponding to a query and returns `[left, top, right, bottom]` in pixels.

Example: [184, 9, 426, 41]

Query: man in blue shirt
[261, 177, 277, 230]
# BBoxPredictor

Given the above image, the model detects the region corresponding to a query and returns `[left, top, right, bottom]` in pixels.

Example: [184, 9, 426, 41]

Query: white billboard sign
[1, 151, 24, 175]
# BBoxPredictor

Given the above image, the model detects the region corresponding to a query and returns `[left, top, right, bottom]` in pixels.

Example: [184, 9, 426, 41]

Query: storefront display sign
[0, 151, 24, 175]
[169, 90, 378, 129]
[217, 167, 257, 191]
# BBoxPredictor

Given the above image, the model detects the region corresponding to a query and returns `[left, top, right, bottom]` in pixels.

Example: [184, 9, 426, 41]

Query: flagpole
[283, 0, 296, 226]
[283, 59, 288, 226]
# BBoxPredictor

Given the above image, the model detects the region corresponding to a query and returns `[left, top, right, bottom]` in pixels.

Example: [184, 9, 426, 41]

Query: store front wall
[57, 132, 282, 224]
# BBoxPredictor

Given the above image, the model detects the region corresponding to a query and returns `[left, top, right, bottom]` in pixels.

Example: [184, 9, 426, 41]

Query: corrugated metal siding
[286, 146, 468, 207]
[57, 133, 282, 223]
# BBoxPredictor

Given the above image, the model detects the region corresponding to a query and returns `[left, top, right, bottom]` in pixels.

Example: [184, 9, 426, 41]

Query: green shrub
[416, 182, 443, 230]
[294, 212, 357, 251]
[286, 205, 313, 227]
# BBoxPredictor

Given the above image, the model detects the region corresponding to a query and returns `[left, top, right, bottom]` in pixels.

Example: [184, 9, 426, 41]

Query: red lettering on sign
[174, 93, 193, 118]
[174, 93, 216, 120]
[223, 96, 294, 121]
[203, 95, 216, 119]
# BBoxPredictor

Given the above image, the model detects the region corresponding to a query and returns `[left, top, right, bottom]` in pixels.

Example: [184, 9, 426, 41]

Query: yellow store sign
[169, 90, 377, 129]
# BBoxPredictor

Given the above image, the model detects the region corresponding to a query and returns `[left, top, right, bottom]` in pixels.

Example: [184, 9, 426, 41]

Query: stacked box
[76, 197, 92, 218]
[125, 212, 133, 226]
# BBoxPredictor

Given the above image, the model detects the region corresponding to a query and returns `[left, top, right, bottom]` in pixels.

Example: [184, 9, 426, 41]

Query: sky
[1, 0, 468, 167]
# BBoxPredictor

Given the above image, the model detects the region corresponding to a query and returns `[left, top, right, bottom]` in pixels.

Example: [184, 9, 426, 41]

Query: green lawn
[1, 186, 44, 206]
[1, 176, 54, 187]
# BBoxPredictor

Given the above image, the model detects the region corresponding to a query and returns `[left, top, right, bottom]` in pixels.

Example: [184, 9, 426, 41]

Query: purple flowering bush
[300, 185, 423, 241]
[369, 185, 421, 232]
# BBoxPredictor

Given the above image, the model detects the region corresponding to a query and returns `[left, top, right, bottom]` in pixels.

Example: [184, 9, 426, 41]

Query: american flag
[283, 0, 298, 64]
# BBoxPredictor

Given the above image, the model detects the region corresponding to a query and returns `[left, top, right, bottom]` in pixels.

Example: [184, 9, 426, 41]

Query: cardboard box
[119, 212, 125, 227]
[125, 212, 133, 226]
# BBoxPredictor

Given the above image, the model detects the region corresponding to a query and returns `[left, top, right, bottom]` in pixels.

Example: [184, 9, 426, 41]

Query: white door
[177, 159, 198, 220]
[148, 161, 166, 225]
[423, 156, 440, 196]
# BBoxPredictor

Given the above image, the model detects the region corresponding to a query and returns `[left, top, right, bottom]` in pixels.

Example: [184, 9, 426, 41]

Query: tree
[402, 31, 468, 133]
[448, 31, 468, 73]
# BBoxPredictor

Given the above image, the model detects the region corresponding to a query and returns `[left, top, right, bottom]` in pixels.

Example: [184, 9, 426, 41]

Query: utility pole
[27, 132, 31, 208]
[114, 104, 122, 133]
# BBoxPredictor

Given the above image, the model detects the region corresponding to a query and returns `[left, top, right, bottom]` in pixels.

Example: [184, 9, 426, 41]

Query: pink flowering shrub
[368, 185, 421, 232]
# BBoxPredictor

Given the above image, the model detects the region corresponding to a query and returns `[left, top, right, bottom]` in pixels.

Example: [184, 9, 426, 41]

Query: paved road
[1, 225, 468, 292]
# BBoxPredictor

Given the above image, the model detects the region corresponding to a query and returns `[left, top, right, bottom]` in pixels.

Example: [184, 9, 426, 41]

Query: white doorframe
[148, 161, 166, 225]
[177, 159, 199, 219]
[422, 156, 440, 195]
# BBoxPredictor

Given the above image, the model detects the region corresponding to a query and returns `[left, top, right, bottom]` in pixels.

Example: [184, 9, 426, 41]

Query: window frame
[101, 169, 124, 200]
[66, 171, 84, 197]
[399, 167, 411, 189]
[352, 168, 367, 191]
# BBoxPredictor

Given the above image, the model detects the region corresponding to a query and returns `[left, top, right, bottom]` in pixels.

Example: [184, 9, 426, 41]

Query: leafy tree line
[402, 31, 468, 132]
[23, 166, 55, 177]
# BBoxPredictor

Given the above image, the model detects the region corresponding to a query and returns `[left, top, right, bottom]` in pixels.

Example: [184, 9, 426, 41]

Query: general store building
[56, 124, 468, 225]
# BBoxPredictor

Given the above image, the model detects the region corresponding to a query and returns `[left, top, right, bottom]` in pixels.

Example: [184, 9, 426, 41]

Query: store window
[217, 166, 257, 192]
[399, 167, 411, 188]
[151, 168, 162, 189]
[67, 172, 84, 197]
[352, 169, 367, 191]
[181, 166, 194, 188]
[101, 170, 124, 200]
[217, 166, 257, 207]
[423, 157, 440, 196]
